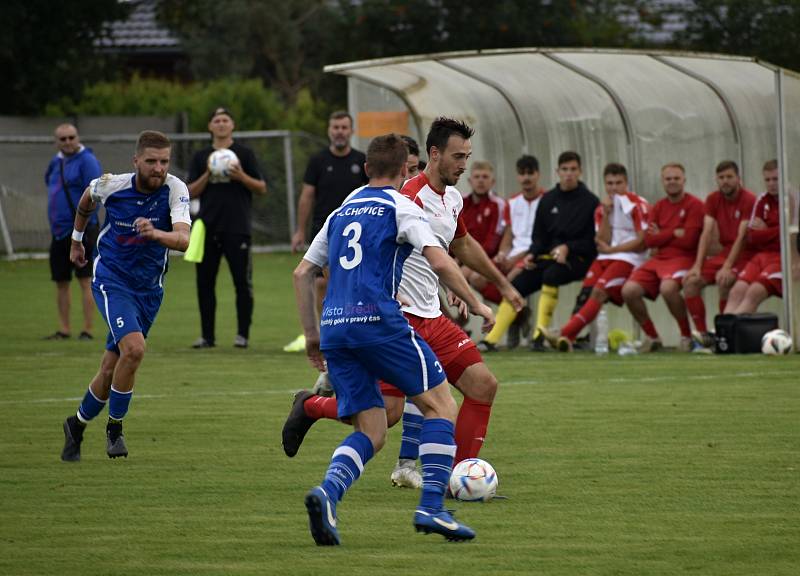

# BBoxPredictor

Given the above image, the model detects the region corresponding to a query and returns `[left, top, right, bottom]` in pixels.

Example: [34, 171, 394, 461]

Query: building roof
[95, 0, 181, 52]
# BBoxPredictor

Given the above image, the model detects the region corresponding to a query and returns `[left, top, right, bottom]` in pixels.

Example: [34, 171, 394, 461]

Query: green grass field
[1, 254, 798, 576]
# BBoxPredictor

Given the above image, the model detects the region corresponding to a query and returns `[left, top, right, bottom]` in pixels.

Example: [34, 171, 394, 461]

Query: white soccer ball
[761, 329, 793, 355]
[449, 458, 498, 502]
[207, 148, 240, 177]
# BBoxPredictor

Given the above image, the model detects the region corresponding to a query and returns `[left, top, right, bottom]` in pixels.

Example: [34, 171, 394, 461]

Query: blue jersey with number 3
[304, 186, 439, 350]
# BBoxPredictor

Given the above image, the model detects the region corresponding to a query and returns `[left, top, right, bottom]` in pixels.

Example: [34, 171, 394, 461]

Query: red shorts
[627, 257, 693, 300]
[700, 251, 754, 284]
[582, 259, 635, 305]
[379, 313, 482, 397]
[738, 252, 782, 296]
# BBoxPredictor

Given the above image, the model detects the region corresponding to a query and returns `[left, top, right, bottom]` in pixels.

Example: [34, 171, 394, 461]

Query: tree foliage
[0, 0, 130, 114]
[672, 0, 800, 70]
[45, 76, 326, 134]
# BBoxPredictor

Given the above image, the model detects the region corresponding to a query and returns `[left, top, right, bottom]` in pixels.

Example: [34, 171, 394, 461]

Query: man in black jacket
[478, 151, 598, 352]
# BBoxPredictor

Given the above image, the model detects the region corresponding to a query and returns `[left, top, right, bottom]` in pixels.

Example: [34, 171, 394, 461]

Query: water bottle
[595, 309, 609, 355]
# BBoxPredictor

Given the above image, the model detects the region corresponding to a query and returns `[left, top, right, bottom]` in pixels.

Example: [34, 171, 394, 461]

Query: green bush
[44, 76, 328, 134]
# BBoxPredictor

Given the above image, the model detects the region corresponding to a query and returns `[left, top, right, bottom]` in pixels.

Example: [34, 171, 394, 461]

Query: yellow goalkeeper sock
[533, 284, 559, 339]
[484, 299, 519, 345]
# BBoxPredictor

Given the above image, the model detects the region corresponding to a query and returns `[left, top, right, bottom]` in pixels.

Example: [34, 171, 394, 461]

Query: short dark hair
[136, 130, 171, 154]
[603, 162, 628, 179]
[557, 151, 581, 167]
[425, 117, 474, 155]
[763, 159, 778, 171]
[366, 133, 408, 179]
[516, 155, 539, 173]
[401, 135, 420, 157]
[715, 160, 739, 175]
[329, 110, 353, 125]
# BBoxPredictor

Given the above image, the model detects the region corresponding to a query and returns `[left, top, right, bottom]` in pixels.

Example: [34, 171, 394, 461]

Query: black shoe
[45, 331, 70, 340]
[106, 420, 128, 458]
[78, 331, 93, 340]
[282, 390, 317, 458]
[61, 416, 85, 462]
[529, 333, 547, 352]
[506, 306, 531, 349]
[192, 337, 215, 349]
[476, 340, 498, 353]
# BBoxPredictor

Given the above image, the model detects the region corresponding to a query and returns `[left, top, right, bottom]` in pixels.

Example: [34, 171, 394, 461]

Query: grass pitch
[1, 254, 798, 575]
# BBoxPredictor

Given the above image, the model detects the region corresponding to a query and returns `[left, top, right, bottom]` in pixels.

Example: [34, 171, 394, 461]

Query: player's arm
[493, 225, 514, 271]
[716, 220, 749, 287]
[69, 187, 98, 267]
[134, 219, 190, 252]
[228, 163, 267, 195]
[292, 258, 325, 371]
[291, 183, 315, 252]
[687, 215, 716, 277]
[422, 245, 495, 332]
[596, 198, 612, 247]
[451, 233, 524, 312]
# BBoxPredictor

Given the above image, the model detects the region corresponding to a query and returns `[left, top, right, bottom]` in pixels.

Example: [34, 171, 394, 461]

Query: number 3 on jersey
[339, 222, 363, 270]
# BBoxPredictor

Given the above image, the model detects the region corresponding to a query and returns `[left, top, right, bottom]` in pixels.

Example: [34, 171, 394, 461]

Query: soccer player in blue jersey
[294, 133, 495, 545]
[60, 131, 191, 461]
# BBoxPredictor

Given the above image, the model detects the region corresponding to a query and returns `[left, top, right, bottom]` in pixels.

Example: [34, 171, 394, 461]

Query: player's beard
[439, 164, 463, 187]
[137, 170, 167, 193]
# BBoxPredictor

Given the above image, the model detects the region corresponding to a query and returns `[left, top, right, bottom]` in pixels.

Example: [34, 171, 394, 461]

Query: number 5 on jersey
[339, 222, 363, 270]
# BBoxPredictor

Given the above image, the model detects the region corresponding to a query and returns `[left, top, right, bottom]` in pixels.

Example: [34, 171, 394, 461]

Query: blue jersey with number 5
[303, 186, 439, 350]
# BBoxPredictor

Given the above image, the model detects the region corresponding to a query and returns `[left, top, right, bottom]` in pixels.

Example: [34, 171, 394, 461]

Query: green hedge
[45, 76, 328, 134]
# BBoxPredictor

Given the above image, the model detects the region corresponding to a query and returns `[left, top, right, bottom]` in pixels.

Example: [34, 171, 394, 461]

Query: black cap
[209, 107, 233, 122]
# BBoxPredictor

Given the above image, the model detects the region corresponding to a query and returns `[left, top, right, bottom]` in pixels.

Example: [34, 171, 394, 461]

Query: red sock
[684, 296, 707, 332]
[677, 316, 692, 338]
[641, 319, 659, 339]
[454, 397, 492, 463]
[719, 299, 727, 314]
[561, 297, 602, 341]
[480, 283, 501, 304]
[304, 396, 339, 420]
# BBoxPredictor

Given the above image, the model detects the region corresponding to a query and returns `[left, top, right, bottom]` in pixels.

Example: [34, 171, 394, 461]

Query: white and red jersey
[595, 190, 650, 267]
[503, 189, 545, 259]
[397, 172, 468, 318]
[746, 192, 781, 253]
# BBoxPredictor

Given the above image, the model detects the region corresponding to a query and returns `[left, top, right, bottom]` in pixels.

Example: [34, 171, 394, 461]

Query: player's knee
[659, 281, 679, 298]
[120, 339, 146, 364]
[621, 281, 639, 302]
[590, 286, 608, 303]
[385, 397, 404, 428]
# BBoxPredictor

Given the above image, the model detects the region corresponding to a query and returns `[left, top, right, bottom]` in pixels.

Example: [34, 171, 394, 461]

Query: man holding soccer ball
[188, 107, 267, 350]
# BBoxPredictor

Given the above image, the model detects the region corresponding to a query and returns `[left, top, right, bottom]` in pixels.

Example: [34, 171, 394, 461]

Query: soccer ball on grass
[449, 458, 498, 502]
[761, 329, 793, 355]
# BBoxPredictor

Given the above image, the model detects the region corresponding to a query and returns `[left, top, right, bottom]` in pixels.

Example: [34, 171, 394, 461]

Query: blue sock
[398, 400, 423, 460]
[77, 387, 107, 423]
[418, 418, 456, 513]
[321, 431, 374, 503]
[108, 386, 133, 421]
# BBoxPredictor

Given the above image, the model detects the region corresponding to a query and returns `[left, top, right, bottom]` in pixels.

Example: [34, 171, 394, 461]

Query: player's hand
[227, 162, 244, 181]
[499, 284, 525, 312]
[751, 217, 767, 230]
[522, 254, 536, 270]
[304, 334, 325, 372]
[649, 223, 660, 234]
[602, 195, 613, 211]
[716, 265, 736, 288]
[447, 291, 469, 320]
[596, 239, 612, 254]
[134, 217, 159, 241]
[291, 230, 306, 252]
[470, 302, 496, 333]
[551, 243, 569, 264]
[673, 228, 685, 238]
[70, 241, 86, 268]
[685, 265, 701, 281]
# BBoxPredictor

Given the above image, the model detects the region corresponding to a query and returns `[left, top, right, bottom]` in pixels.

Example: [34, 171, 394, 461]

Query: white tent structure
[326, 48, 799, 348]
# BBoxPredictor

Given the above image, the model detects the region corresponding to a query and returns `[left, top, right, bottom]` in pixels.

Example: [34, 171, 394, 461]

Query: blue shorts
[92, 279, 163, 354]
[323, 329, 446, 419]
